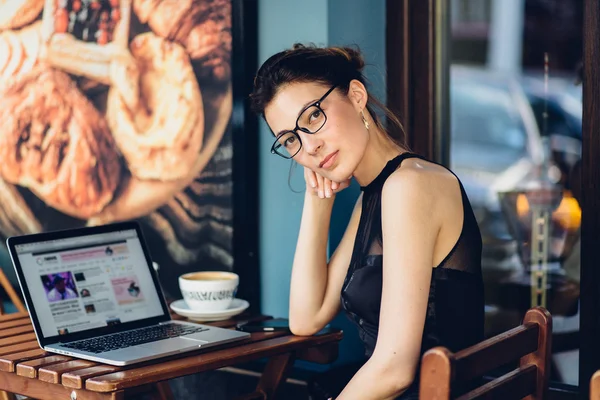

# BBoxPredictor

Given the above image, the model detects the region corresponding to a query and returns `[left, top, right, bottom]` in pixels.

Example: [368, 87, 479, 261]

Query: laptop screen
[13, 228, 165, 338]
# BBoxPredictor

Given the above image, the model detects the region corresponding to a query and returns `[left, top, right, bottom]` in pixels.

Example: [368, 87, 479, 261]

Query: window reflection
[449, 0, 582, 387]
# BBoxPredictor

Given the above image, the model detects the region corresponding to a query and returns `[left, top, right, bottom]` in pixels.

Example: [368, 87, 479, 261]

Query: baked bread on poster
[106, 32, 204, 181]
[133, 0, 231, 82]
[39, 0, 207, 181]
[0, 0, 233, 272]
[0, 21, 43, 88]
[0, 0, 45, 31]
[40, 0, 133, 84]
[85, 0, 233, 224]
[0, 67, 122, 220]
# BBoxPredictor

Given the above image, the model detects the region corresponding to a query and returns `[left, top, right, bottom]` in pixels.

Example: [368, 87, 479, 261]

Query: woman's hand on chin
[305, 167, 351, 199]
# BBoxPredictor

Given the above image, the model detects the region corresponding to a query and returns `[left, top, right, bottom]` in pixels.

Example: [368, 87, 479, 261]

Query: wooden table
[0, 312, 342, 400]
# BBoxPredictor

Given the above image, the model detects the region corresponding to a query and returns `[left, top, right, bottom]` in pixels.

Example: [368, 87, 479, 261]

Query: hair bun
[292, 43, 306, 50]
[289, 43, 365, 72]
[326, 46, 365, 74]
[339, 46, 365, 72]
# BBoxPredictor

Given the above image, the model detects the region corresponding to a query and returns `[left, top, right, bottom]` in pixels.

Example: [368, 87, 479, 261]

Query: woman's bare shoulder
[382, 158, 461, 215]
[387, 158, 456, 191]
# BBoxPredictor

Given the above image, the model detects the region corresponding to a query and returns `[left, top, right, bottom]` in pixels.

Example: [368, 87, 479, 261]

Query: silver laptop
[6, 221, 250, 366]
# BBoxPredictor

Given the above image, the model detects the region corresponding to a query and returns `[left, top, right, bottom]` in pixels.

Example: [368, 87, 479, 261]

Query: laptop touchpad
[137, 337, 205, 353]
[180, 332, 210, 343]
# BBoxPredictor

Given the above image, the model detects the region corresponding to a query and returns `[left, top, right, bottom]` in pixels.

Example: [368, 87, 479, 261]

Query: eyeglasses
[270, 85, 337, 159]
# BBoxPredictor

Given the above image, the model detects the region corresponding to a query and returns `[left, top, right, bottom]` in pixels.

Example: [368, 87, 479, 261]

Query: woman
[250, 44, 484, 400]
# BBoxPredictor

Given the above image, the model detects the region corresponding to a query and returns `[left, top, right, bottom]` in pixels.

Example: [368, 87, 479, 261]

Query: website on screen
[15, 230, 164, 338]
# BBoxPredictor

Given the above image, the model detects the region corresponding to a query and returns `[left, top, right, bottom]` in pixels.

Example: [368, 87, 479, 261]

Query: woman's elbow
[371, 358, 416, 395]
[289, 319, 321, 336]
[377, 371, 415, 398]
[290, 326, 317, 336]
[393, 373, 415, 395]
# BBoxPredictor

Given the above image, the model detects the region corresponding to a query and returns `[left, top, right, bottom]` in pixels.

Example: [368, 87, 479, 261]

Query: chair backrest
[591, 370, 600, 399]
[419, 307, 552, 400]
[0, 267, 26, 314]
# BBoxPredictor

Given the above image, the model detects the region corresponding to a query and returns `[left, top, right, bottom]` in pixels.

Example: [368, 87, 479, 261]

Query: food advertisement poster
[0, 0, 249, 300]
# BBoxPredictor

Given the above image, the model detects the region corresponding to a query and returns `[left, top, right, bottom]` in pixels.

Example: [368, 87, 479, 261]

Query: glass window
[450, 0, 583, 388]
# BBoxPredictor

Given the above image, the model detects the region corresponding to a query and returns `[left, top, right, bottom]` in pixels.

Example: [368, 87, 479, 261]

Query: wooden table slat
[62, 365, 122, 389]
[16, 355, 72, 378]
[0, 370, 123, 400]
[38, 360, 97, 383]
[0, 341, 40, 356]
[0, 312, 28, 322]
[0, 325, 33, 340]
[0, 332, 36, 347]
[0, 348, 48, 372]
[85, 331, 343, 392]
[0, 317, 31, 330]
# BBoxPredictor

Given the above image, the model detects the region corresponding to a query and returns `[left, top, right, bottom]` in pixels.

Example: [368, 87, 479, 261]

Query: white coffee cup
[178, 271, 239, 312]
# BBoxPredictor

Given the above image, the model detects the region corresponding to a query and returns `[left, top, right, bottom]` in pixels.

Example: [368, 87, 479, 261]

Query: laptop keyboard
[62, 323, 209, 354]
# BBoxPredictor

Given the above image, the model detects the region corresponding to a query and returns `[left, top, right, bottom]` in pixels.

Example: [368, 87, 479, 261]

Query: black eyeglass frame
[270, 84, 338, 159]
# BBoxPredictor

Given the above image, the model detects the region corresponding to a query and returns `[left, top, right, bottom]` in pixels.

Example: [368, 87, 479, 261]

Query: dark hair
[250, 43, 407, 148]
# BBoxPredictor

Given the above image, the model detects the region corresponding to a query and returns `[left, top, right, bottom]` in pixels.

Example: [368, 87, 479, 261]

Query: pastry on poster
[40, 0, 133, 84]
[106, 32, 204, 181]
[0, 0, 44, 30]
[0, 66, 122, 219]
[0, 21, 43, 87]
[88, 83, 231, 225]
[132, 0, 231, 81]
[0, 0, 233, 273]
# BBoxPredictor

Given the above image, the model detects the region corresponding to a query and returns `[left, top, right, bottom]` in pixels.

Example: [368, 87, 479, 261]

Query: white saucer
[170, 298, 249, 322]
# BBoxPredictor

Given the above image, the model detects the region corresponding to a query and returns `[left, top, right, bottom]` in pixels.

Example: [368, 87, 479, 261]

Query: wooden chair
[0, 266, 26, 315]
[419, 307, 552, 399]
[0, 267, 26, 400]
[591, 370, 600, 399]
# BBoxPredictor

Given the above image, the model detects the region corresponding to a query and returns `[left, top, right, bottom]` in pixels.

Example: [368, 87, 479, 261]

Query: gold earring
[361, 110, 370, 130]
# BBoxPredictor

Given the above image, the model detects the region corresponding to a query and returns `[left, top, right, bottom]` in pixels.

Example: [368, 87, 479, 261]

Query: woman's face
[264, 81, 369, 182]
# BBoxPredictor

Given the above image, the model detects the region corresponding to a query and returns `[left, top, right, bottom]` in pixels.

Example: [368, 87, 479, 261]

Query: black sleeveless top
[340, 153, 485, 398]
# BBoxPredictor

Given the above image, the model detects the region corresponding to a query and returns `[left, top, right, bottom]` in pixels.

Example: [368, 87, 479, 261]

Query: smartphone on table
[236, 318, 291, 333]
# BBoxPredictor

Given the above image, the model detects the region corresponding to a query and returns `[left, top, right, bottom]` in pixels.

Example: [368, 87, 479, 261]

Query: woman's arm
[337, 169, 440, 399]
[289, 191, 362, 336]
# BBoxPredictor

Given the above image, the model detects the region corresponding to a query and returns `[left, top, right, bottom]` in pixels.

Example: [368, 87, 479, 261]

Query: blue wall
[257, 0, 329, 320]
[327, 0, 387, 252]
[258, 0, 386, 366]
[328, 0, 387, 104]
